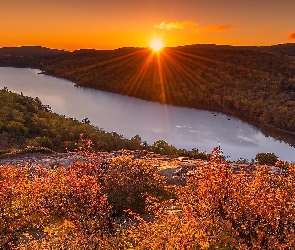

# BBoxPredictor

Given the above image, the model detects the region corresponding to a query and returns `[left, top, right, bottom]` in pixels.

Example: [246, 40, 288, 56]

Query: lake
[1, 67, 294, 161]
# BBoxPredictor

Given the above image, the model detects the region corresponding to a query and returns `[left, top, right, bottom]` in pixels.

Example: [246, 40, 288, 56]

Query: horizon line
[1, 42, 295, 52]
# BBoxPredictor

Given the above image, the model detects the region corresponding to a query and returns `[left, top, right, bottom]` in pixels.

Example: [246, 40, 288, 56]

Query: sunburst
[150, 38, 164, 52]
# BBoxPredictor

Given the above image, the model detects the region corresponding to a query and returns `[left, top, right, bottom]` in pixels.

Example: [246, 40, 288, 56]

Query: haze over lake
[1, 67, 294, 161]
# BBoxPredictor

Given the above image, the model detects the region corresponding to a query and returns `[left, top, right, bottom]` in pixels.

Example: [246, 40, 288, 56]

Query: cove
[0, 67, 294, 161]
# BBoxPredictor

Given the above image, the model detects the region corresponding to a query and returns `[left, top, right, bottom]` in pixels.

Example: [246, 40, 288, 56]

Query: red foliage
[1, 148, 295, 249]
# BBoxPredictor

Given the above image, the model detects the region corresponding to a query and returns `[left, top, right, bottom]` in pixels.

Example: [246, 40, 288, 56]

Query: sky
[1, 0, 295, 50]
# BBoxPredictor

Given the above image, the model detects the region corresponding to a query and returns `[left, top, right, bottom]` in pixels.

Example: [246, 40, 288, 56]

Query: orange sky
[1, 0, 295, 50]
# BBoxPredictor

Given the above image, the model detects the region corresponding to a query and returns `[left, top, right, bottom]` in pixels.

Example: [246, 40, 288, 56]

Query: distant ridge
[168, 43, 295, 56]
[258, 43, 295, 56]
[1, 43, 295, 56]
[0, 46, 68, 56]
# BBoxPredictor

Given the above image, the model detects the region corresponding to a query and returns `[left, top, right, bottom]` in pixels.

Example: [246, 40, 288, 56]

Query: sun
[150, 38, 164, 52]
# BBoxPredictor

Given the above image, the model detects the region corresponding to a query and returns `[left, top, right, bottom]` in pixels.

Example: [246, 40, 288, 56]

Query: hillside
[0, 46, 67, 56]
[1, 44, 295, 136]
[0, 88, 142, 153]
[259, 43, 295, 56]
[0, 89, 209, 159]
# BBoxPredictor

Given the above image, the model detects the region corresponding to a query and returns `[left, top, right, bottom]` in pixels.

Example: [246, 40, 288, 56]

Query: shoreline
[1, 65, 294, 158]
[1, 65, 295, 146]
[41, 68, 295, 148]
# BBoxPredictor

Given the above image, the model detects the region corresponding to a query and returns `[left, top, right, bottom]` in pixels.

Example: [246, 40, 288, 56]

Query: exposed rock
[0, 152, 88, 167]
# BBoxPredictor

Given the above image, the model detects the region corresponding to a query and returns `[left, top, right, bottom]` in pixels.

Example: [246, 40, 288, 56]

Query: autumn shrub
[74, 141, 170, 213]
[275, 160, 290, 170]
[0, 149, 171, 248]
[0, 162, 112, 249]
[97, 152, 168, 214]
[2, 148, 295, 249]
[119, 148, 295, 249]
[181, 148, 295, 249]
[118, 204, 209, 250]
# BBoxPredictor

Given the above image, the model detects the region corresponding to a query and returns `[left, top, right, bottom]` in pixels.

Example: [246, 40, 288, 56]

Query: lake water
[1, 67, 294, 161]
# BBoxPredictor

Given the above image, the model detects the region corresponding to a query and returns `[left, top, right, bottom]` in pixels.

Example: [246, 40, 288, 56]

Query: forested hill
[257, 43, 295, 56]
[1, 44, 295, 135]
[0, 88, 142, 153]
[0, 46, 67, 56]
[0, 89, 210, 159]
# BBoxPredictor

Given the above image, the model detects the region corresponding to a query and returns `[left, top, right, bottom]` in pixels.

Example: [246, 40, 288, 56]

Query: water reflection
[0, 67, 294, 161]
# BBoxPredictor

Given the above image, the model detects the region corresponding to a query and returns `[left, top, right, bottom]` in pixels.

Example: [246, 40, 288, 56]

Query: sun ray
[162, 48, 238, 112]
[156, 53, 166, 104]
[155, 51, 172, 138]
[161, 49, 216, 104]
[122, 49, 154, 97]
[64, 49, 145, 76]
[165, 48, 225, 86]
[166, 49, 222, 76]
[91, 50, 146, 77]
[170, 47, 258, 75]
[166, 47, 260, 101]
[156, 51, 175, 105]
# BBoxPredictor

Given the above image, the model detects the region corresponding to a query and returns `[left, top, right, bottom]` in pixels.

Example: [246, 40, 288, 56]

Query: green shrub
[255, 152, 278, 165]
[99, 152, 167, 213]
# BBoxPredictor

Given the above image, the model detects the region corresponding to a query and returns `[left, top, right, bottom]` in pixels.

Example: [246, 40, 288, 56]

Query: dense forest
[1, 44, 295, 138]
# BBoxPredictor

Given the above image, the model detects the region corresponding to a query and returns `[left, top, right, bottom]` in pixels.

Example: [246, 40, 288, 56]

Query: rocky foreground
[0, 150, 285, 186]
[0, 152, 88, 168]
